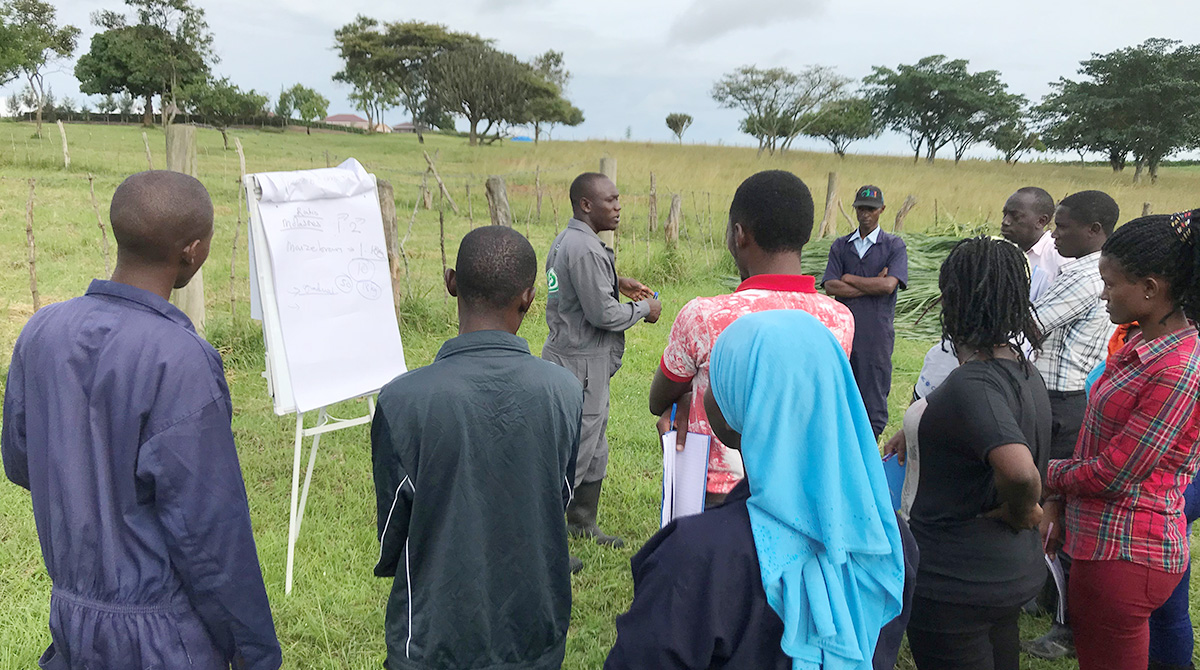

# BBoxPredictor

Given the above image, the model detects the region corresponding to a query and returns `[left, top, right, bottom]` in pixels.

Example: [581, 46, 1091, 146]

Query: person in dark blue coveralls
[823, 185, 909, 438]
[605, 311, 916, 670]
[2, 171, 281, 670]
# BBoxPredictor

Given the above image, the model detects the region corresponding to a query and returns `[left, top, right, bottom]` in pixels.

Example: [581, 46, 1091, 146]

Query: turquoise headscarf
[710, 310, 905, 670]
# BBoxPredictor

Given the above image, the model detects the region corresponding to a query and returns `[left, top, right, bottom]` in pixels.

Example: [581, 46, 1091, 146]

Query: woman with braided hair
[1041, 210, 1200, 670]
[887, 236, 1051, 670]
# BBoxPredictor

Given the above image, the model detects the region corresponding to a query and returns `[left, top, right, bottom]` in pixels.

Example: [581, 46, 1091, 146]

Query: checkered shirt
[1032, 251, 1115, 392]
[1047, 327, 1200, 572]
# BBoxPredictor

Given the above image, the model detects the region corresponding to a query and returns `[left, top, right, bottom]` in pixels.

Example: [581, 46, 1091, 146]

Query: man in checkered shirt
[1023, 189, 1119, 660]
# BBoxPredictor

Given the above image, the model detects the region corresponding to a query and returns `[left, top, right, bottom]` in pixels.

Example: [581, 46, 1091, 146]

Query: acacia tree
[428, 43, 555, 146]
[286, 84, 329, 134]
[182, 77, 266, 148]
[988, 120, 1044, 164]
[0, 16, 22, 86]
[797, 98, 878, 158]
[274, 86, 293, 121]
[2, 0, 78, 138]
[711, 65, 848, 156]
[666, 113, 692, 143]
[333, 17, 480, 140]
[75, 0, 214, 127]
[527, 95, 583, 143]
[865, 55, 1015, 164]
[1037, 39, 1200, 183]
[946, 79, 1025, 164]
[526, 50, 582, 144]
[96, 93, 117, 116]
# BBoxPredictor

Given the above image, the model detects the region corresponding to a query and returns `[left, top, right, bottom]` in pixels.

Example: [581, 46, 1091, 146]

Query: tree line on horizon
[2, 0, 1198, 178]
[685, 39, 1200, 181]
[0, 0, 584, 148]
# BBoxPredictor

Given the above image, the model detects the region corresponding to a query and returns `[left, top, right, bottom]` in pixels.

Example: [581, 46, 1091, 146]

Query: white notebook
[660, 431, 712, 527]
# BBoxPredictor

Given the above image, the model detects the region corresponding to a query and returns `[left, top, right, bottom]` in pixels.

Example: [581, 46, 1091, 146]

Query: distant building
[324, 113, 368, 129]
[392, 122, 418, 133]
[324, 114, 392, 133]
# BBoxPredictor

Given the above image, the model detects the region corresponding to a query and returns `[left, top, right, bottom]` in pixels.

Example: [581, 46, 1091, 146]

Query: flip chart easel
[244, 159, 407, 594]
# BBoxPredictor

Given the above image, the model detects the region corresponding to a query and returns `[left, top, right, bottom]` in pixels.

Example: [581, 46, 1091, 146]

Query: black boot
[566, 480, 625, 548]
[1149, 661, 1196, 670]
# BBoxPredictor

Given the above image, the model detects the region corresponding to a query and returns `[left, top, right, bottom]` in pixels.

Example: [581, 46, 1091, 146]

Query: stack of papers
[660, 431, 711, 527]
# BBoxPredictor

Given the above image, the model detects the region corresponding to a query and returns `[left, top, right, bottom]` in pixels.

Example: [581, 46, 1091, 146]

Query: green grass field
[1, 121, 1198, 669]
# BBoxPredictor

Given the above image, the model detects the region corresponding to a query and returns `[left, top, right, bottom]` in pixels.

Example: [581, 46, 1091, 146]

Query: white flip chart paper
[252, 159, 407, 413]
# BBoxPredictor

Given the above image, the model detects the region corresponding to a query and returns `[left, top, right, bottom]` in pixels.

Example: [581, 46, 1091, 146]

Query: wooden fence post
[142, 131, 153, 170]
[231, 137, 248, 322]
[26, 179, 39, 312]
[165, 124, 205, 336]
[57, 120, 70, 169]
[535, 165, 542, 224]
[893, 195, 918, 233]
[598, 157, 617, 250]
[819, 172, 839, 238]
[234, 137, 247, 179]
[88, 174, 112, 275]
[485, 176, 512, 227]
[838, 201, 855, 231]
[665, 194, 682, 247]
[377, 179, 403, 316]
[439, 195, 448, 304]
[648, 172, 658, 234]
[421, 172, 432, 210]
[399, 198, 418, 297]
[422, 151, 459, 214]
[466, 183, 474, 228]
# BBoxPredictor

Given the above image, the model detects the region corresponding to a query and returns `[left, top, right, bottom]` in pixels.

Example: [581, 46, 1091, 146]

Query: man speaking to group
[543, 172, 661, 570]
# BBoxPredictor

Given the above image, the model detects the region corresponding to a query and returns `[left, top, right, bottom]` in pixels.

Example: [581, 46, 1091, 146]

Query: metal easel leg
[286, 411, 304, 595]
[295, 407, 328, 540]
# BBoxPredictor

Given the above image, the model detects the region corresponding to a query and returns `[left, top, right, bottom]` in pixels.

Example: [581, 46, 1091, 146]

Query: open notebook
[660, 431, 712, 527]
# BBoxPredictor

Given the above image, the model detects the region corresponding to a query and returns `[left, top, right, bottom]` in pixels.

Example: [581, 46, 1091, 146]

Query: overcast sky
[11, 0, 1200, 158]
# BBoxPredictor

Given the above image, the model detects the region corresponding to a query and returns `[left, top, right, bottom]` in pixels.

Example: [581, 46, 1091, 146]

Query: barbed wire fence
[0, 125, 758, 326]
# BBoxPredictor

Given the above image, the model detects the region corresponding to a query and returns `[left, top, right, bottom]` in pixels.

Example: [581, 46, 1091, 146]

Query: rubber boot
[566, 479, 625, 548]
[1149, 662, 1196, 670]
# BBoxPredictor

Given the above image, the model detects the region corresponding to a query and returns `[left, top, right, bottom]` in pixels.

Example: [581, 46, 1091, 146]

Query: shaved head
[569, 172, 610, 210]
[110, 171, 214, 264]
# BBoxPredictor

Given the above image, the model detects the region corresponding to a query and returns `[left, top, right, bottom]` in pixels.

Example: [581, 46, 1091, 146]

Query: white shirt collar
[850, 227, 882, 244]
[1028, 231, 1054, 258]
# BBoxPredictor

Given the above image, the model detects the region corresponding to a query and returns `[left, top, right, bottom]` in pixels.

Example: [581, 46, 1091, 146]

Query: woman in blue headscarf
[605, 310, 912, 670]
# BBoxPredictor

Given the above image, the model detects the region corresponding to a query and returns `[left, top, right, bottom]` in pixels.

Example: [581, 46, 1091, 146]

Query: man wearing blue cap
[822, 185, 908, 439]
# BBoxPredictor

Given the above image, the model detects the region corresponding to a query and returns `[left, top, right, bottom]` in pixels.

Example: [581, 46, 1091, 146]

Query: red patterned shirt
[1047, 327, 1200, 573]
[659, 274, 854, 494]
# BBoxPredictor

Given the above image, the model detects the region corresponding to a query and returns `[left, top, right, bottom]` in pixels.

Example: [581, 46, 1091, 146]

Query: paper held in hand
[660, 431, 711, 527]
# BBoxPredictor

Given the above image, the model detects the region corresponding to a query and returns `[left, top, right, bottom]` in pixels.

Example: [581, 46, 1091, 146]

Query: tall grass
[2, 122, 1198, 669]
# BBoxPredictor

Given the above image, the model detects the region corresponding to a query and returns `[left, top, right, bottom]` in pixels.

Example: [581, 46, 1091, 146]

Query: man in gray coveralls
[544, 172, 661, 563]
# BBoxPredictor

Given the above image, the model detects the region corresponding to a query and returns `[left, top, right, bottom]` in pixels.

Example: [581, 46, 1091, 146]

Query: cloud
[669, 0, 826, 45]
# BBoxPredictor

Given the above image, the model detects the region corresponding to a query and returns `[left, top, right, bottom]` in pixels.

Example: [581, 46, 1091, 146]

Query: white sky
[10, 0, 1200, 158]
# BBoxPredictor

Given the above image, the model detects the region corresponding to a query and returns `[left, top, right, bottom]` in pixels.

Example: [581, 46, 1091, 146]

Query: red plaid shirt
[1047, 327, 1200, 573]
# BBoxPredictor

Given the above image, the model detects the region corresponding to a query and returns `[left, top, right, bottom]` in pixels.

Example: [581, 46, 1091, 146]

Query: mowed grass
[2, 121, 1199, 669]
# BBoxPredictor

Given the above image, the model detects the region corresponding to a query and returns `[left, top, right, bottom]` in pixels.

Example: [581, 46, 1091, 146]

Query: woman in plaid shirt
[1042, 210, 1200, 670]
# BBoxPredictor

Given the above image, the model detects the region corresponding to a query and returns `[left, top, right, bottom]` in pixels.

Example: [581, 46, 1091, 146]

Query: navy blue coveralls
[2, 280, 281, 670]
[823, 230, 909, 437]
